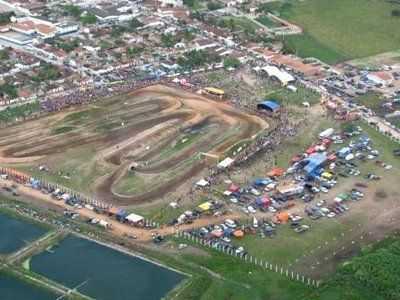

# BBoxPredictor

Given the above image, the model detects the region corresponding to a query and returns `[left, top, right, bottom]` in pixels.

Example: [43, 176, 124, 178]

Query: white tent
[218, 157, 234, 169]
[196, 179, 209, 187]
[261, 66, 295, 86]
[126, 213, 144, 223]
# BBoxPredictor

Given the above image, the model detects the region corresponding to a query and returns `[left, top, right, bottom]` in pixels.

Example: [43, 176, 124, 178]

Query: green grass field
[353, 92, 384, 112]
[265, 85, 321, 107]
[222, 16, 260, 32]
[278, 0, 400, 64]
[256, 15, 280, 28]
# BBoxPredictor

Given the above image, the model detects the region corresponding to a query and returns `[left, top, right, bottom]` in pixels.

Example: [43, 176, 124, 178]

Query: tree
[207, 1, 223, 11]
[80, 13, 97, 25]
[129, 18, 143, 30]
[0, 82, 17, 99]
[227, 18, 235, 31]
[126, 47, 143, 58]
[56, 39, 80, 53]
[183, 0, 195, 7]
[111, 25, 126, 38]
[223, 57, 241, 69]
[0, 49, 9, 60]
[183, 29, 195, 41]
[392, 9, 400, 17]
[31, 64, 61, 82]
[0, 12, 14, 25]
[178, 49, 221, 69]
[63, 5, 82, 18]
[161, 34, 178, 48]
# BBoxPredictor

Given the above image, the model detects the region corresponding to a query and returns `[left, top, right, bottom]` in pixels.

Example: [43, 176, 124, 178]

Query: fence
[360, 118, 400, 144]
[0, 167, 160, 229]
[176, 230, 321, 288]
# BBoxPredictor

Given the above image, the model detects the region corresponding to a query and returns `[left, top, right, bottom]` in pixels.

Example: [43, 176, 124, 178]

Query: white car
[320, 187, 329, 193]
[225, 219, 237, 228]
[247, 206, 257, 214]
[230, 198, 238, 204]
[311, 187, 320, 193]
[320, 207, 330, 214]
[235, 246, 244, 254]
[327, 212, 336, 218]
[222, 237, 231, 243]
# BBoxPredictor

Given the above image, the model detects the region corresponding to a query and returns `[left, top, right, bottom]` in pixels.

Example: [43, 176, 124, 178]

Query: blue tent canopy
[253, 178, 273, 187]
[304, 153, 327, 176]
[257, 100, 280, 112]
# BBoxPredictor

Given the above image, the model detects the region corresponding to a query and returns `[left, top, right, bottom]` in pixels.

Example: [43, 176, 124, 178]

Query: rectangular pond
[0, 272, 55, 300]
[0, 211, 47, 254]
[30, 235, 186, 300]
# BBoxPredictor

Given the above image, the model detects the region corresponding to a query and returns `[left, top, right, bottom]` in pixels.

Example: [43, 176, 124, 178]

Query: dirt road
[0, 179, 241, 242]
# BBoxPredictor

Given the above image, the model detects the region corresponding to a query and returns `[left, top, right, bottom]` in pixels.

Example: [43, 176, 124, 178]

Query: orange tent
[276, 212, 289, 223]
[267, 167, 284, 177]
[233, 230, 244, 238]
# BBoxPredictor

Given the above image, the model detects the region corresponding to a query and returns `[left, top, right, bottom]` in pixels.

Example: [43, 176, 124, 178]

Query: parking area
[179, 120, 400, 278]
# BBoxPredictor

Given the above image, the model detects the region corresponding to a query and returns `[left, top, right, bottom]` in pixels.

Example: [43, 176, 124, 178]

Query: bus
[204, 87, 225, 99]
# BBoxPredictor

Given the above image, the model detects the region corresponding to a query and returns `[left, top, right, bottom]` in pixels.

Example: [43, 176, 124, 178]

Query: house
[366, 71, 393, 87]
[194, 38, 218, 50]
[56, 22, 79, 36]
[86, 3, 139, 23]
[12, 17, 57, 39]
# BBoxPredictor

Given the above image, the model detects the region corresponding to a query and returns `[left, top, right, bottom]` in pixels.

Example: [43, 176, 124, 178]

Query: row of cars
[186, 218, 248, 257]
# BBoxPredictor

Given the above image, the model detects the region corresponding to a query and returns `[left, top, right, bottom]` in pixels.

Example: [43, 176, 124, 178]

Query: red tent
[267, 167, 284, 177]
[322, 138, 332, 147]
[228, 183, 240, 193]
[306, 146, 316, 155]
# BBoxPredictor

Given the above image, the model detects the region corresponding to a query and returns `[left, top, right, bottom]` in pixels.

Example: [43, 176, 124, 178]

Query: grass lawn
[11, 145, 112, 195]
[353, 92, 384, 112]
[233, 218, 358, 266]
[113, 172, 147, 195]
[265, 85, 321, 107]
[165, 243, 315, 300]
[357, 121, 400, 169]
[387, 116, 400, 130]
[281, 33, 348, 64]
[0, 101, 40, 124]
[279, 0, 400, 64]
[222, 16, 260, 32]
[157, 131, 203, 160]
[274, 117, 339, 168]
[256, 15, 280, 28]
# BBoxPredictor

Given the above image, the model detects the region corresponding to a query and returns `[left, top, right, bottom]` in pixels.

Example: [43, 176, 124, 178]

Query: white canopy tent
[195, 178, 209, 187]
[217, 157, 235, 169]
[261, 65, 295, 86]
[126, 213, 144, 224]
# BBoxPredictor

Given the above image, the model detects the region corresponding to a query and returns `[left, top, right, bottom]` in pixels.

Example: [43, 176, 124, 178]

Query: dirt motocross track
[0, 85, 267, 205]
